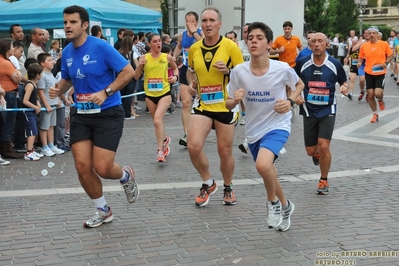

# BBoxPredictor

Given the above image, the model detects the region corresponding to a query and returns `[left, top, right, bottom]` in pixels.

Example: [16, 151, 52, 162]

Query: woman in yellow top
[135, 33, 178, 162]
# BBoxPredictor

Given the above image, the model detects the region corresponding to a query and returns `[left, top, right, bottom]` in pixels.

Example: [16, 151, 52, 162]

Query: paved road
[0, 74, 398, 266]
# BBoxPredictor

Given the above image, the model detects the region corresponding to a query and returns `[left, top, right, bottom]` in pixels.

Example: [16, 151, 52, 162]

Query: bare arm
[9, 71, 22, 84]
[173, 34, 182, 61]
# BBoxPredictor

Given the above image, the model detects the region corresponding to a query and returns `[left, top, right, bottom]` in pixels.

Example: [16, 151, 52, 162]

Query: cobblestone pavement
[0, 76, 398, 266]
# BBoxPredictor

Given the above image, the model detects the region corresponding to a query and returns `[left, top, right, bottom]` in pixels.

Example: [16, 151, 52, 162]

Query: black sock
[271, 199, 279, 205]
[224, 184, 231, 190]
[320, 177, 327, 181]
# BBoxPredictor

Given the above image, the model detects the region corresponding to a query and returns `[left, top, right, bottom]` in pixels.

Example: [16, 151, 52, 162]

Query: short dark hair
[247, 22, 273, 42]
[63, 5, 90, 25]
[307, 30, 316, 35]
[12, 41, 23, 49]
[9, 24, 21, 35]
[37, 53, 52, 65]
[138, 32, 145, 39]
[283, 21, 293, 28]
[24, 58, 37, 70]
[225, 31, 237, 38]
[117, 28, 126, 36]
[185, 11, 199, 21]
[161, 44, 172, 54]
[27, 63, 43, 80]
[90, 25, 102, 37]
[162, 34, 170, 42]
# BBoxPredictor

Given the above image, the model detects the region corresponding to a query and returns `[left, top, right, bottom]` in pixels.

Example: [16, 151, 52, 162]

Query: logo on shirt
[82, 54, 97, 65]
[66, 58, 73, 67]
[76, 68, 85, 79]
[313, 70, 323, 75]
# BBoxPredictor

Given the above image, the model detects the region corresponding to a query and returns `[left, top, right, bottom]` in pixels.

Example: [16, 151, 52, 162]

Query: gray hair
[202, 7, 222, 21]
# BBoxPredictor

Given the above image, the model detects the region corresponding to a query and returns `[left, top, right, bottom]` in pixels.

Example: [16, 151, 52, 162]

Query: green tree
[305, 0, 330, 33]
[382, 0, 399, 6]
[367, 0, 378, 7]
[328, 0, 358, 37]
[160, 0, 168, 34]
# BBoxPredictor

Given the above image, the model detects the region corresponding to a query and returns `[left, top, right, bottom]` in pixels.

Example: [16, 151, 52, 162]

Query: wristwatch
[287, 98, 295, 107]
[105, 87, 114, 97]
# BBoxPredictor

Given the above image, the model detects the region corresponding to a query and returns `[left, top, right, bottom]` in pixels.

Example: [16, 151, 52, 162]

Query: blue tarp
[0, 0, 162, 32]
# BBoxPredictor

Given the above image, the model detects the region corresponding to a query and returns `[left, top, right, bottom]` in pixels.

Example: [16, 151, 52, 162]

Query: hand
[66, 99, 72, 106]
[357, 63, 361, 68]
[188, 80, 197, 96]
[212, 61, 229, 74]
[340, 84, 348, 96]
[279, 46, 285, 53]
[138, 55, 147, 66]
[45, 106, 53, 113]
[274, 99, 291, 114]
[234, 88, 245, 104]
[49, 87, 60, 99]
[295, 95, 305, 105]
[0, 97, 6, 107]
[186, 20, 197, 34]
[168, 75, 178, 84]
[35, 106, 41, 114]
[87, 90, 107, 106]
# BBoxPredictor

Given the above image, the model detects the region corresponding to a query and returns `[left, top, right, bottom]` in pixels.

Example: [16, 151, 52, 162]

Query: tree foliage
[367, 0, 378, 7]
[160, 0, 168, 34]
[382, 0, 399, 6]
[305, 0, 358, 37]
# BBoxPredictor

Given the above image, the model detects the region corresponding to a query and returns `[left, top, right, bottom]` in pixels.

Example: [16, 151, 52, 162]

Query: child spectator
[22, 63, 44, 161]
[37, 53, 65, 156]
[49, 40, 61, 62]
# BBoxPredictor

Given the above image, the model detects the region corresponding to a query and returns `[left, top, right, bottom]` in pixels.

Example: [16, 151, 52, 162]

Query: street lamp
[354, 0, 368, 36]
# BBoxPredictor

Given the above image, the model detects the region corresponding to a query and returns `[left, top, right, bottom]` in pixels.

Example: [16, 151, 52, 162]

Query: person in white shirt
[226, 22, 304, 232]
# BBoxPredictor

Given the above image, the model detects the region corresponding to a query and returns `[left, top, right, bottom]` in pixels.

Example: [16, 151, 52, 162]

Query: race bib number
[351, 59, 358, 65]
[200, 85, 224, 104]
[372, 65, 383, 73]
[307, 86, 329, 105]
[76, 93, 101, 114]
[183, 48, 189, 59]
[148, 78, 163, 91]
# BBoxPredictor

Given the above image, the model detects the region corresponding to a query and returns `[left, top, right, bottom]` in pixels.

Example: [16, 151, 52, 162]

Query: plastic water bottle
[41, 169, 48, 176]
[47, 162, 55, 168]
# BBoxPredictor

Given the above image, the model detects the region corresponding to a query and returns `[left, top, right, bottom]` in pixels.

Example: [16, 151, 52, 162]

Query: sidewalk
[0, 76, 398, 266]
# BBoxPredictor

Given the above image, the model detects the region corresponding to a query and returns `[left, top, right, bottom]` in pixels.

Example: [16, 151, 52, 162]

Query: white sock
[93, 195, 107, 210]
[203, 178, 214, 186]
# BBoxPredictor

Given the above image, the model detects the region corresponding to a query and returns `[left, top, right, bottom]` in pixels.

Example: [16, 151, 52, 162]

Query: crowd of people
[0, 4, 395, 231]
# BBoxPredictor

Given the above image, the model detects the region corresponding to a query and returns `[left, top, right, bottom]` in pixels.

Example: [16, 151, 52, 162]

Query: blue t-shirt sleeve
[102, 42, 129, 73]
[61, 49, 70, 80]
[336, 62, 347, 84]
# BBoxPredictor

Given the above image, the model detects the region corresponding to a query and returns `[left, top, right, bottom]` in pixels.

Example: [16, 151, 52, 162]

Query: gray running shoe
[179, 134, 187, 147]
[266, 200, 282, 228]
[84, 207, 113, 228]
[121, 166, 139, 203]
[276, 200, 295, 232]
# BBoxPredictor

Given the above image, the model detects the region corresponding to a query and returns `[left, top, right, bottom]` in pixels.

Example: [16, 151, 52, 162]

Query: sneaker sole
[83, 215, 114, 228]
[268, 216, 283, 229]
[317, 190, 329, 195]
[276, 203, 295, 232]
[179, 139, 187, 147]
[195, 186, 218, 207]
[238, 144, 248, 154]
[222, 200, 237, 205]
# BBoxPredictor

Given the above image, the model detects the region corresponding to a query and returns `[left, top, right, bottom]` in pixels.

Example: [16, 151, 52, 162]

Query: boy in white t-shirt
[226, 22, 304, 232]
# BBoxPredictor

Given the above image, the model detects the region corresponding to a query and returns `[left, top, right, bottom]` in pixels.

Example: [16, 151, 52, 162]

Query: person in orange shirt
[270, 21, 302, 67]
[358, 26, 394, 123]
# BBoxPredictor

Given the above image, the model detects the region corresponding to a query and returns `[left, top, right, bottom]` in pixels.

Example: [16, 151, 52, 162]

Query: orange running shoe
[370, 113, 379, 123]
[317, 179, 329, 195]
[378, 100, 385, 111]
[195, 180, 218, 207]
[157, 150, 166, 162]
[222, 187, 237, 205]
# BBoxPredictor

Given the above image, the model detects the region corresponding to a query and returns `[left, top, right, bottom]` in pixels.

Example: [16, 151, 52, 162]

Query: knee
[218, 147, 232, 161]
[306, 147, 318, 156]
[93, 163, 112, 178]
[255, 160, 273, 174]
[153, 117, 163, 128]
[75, 161, 92, 179]
[188, 142, 202, 157]
[318, 141, 330, 155]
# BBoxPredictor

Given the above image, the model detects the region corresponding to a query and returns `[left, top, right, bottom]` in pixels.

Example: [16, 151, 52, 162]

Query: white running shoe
[33, 151, 44, 158]
[41, 148, 55, 157]
[24, 152, 40, 161]
[51, 146, 65, 155]
[266, 200, 282, 228]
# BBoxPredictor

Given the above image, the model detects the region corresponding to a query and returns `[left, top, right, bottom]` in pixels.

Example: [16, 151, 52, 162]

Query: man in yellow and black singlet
[187, 6, 243, 207]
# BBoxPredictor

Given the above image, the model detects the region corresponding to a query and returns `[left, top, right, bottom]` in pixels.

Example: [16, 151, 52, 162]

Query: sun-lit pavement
[0, 75, 398, 266]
